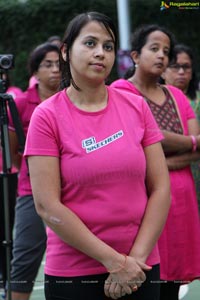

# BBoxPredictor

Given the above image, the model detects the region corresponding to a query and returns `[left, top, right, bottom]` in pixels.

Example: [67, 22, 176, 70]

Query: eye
[85, 40, 96, 47]
[103, 42, 114, 52]
[164, 49, 170, 56]
[151, 46, 159, 52]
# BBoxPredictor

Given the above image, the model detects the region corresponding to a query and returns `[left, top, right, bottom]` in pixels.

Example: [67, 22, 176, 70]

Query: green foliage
[0, 0, 199, 90]
[0, 0, 118, 90]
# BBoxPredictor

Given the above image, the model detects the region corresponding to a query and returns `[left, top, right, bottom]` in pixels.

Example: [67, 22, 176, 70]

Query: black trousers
[160, 281, 181, 300]
[45, 264, 160, 300]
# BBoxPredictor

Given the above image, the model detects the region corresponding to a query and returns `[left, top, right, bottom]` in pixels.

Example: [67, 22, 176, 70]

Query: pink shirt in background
[111, 79, 200, 282]
[24, 86, 163, 277]
[8, 84, 41, 196]
[7, 86, 23, 100]
[0, 86, 23, 173]
[29, 75, 38, 88]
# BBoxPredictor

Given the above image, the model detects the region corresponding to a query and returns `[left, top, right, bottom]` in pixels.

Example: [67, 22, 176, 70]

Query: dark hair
[47, 35, 61, 43]
[28, 42, 60, 76]
[170, 44, 198, 100]
[126, 24, 176, 78]
[60, 11, 118, 90]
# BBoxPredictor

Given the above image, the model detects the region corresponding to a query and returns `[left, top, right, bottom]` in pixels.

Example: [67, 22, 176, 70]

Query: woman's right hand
[104, 255, 151, 299]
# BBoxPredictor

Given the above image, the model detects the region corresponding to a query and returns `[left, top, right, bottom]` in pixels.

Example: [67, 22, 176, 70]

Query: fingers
[109, 281, 122, 299]
[139, 261, 152, 272]
[104, 279, 111, 298]
[104, 280, 129, 299]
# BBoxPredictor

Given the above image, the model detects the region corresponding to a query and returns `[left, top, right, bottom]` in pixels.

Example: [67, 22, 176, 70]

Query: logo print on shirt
[82, 130, 124, 153]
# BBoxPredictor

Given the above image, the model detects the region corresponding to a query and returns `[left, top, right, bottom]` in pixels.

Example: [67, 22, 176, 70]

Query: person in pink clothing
[7, 42, 61, 300]
[111, 24, 200, 300]
[24, 12, 170, 300]
[0, 71, 23, 292]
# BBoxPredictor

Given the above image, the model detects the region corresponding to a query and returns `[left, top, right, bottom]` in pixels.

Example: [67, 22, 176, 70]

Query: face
[163, 52, 192, 92]
[132, 30, 170, 77]
[62, 21, 115, 86]
[35, 51, 61, 90]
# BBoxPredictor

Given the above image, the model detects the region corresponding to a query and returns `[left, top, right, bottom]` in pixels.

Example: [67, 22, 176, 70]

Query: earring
[134, 63, 138, 68]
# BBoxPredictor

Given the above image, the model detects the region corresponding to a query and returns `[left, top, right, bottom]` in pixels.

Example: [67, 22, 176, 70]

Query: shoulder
[164, 85, 191, 106]
[7, 86, 23, 99]
[165, 84, 186, 99]
[110, 79, 141, 97]
[107, 86, 149, 115]
[108, 85, 143, 102]
[110, 79, 135, 92]
[33, 90, 65, 116]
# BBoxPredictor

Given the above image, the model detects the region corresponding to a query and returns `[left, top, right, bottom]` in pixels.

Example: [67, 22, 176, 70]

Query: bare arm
[28, 155, 159, 298]
[161, 118, 200, 154]
[105, 142, 171, 299]
[166, 151, 200, 170]
[9, 130, 22, 170]
[163, 118, 200, 169]
[28, 155, 123, 269]
[129, 142, 170, 262]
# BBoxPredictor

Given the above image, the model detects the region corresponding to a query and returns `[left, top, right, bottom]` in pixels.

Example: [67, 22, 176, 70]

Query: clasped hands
[104, 255, 152, 299]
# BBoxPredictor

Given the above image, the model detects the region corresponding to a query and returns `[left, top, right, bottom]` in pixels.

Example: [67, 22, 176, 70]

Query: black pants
[160, 281, 181, 300]
[45, 264, 160, 300]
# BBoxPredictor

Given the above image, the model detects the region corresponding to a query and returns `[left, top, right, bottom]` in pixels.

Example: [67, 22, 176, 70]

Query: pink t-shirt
[24, 86, 163, 277]
[8, 84, 41, 196]
[0, 86, 23, 173]
[6, 86, 23, 100]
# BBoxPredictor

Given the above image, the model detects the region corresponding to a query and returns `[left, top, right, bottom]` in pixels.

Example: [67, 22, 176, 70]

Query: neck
[38, 84, 59, 101]
[129, 72, 159, 91]
[67, 84, 108, 112]
[129, 75, 158, 94]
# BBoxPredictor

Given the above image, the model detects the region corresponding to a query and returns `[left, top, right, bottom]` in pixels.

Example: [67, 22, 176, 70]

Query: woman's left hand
[104, 274, 127, 299]
[104, 273, 141, 299]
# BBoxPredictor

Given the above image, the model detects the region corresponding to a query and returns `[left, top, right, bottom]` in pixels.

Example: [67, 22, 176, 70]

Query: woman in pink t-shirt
[111, 24, 200, 300]
[24, 12, 170, 300]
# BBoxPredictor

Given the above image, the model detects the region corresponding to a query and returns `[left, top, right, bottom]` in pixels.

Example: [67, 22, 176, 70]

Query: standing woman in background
[0, 71, 23, 295]
[111, 24, 200, 300]
[8, 42, 61, 300]
[24, 12, 170, 300]
[162, 44, 200, 212]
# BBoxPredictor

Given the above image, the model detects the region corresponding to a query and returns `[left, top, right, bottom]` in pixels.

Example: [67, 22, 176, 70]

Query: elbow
[34, 200, 46, 220]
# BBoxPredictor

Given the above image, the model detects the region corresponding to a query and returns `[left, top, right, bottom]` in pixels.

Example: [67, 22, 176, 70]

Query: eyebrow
[83, 35, 114, 43]
[149, 42, 169, 48]
[44, 59, 59, 61]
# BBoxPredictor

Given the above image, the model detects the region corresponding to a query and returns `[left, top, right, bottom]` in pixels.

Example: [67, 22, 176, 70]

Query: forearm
[36, 200, 122, 271]
[129, 187, 170, 263]
[166, 151, 200, 170]
[9, 130, 22, 170]
[11, 153, 22, 170]
[161, 130, 193, 154]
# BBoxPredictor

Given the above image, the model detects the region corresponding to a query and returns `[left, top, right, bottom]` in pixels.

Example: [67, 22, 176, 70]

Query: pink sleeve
[24, 106, 59, 157]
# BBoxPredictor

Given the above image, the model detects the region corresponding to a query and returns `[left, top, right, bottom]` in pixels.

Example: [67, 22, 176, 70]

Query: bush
[0, 0, 199, 90]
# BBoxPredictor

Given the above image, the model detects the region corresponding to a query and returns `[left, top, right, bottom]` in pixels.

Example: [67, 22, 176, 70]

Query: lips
[176, 78, 186, 83]
[154, 63, 164, 68]
[91, 62, 105, 68]
[50, 76, 60, 81]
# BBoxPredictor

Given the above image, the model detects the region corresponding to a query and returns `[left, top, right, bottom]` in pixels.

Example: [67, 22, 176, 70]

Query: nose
[158, 49, 165, 58]
[52, 63, 60, 72]
[94, 45, 104, 57]
[177, 67, 185, 74]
